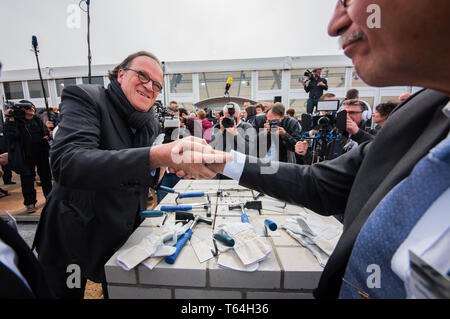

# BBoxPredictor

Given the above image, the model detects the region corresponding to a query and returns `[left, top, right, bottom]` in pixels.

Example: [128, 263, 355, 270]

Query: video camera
[4, 101, 33, 120]
[222, 102, 236, 129]
[304, 70, 314, 81]
[154, 100, 180, 129]
[301, 100, 346, 132]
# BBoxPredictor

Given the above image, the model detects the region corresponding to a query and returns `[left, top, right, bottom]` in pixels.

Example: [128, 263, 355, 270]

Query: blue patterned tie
[339, 135, 450, 298]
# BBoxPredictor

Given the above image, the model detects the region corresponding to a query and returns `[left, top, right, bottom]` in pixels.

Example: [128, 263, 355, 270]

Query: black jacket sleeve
[50, 85, 156, 190]
[239, 141, 371, 216]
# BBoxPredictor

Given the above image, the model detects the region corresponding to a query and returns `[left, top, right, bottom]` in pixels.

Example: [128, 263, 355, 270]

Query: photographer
[261, 102, 302, 163]
[302, 68, 328, 114]
[340, 99, 374, 146]
[371, 102, 397, 135]
[4, 101, 53, 213]
[210, 102, 256, 156]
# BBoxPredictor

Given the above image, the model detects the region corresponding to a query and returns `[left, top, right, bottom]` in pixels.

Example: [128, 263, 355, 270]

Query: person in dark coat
[32, 51, 229, 299]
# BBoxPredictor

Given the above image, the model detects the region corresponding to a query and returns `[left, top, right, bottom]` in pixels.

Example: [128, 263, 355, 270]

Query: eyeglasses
[339, 0, 353, 9]
[347, 111, 363, 115]
[123, 68, 163, 93]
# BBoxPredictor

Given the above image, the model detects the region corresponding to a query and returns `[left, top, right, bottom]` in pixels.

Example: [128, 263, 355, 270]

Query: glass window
[3, 81, 24, 100]
[55, 78, 77, 97]
[199, 71, 251, 100]
[28, 80, 49, 99]
[169, 73, 192, 94]
[82, 76, 104, 86]
[290, 69, 310, 89]
[258, 70, 282, 91]
[322, 68, 346, 88]
[352, 68, 369, 87]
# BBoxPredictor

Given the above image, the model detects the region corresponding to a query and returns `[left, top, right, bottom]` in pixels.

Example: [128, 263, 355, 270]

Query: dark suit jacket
[33, 85, 159, 291]
[0, 220, 53, 298]
[237, 89, 450, 298]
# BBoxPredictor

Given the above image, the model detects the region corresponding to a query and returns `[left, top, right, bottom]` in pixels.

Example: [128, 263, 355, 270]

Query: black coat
[0, 220, 53, 298]
[33, 84, 159, 290]
[237, 89, 450, 298]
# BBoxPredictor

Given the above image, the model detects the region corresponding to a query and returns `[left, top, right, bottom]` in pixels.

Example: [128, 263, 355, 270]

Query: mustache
[339, 30, 367, 49]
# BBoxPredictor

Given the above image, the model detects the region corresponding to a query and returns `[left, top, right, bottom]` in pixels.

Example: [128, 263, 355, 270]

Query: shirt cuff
[222, 150, 247, 181]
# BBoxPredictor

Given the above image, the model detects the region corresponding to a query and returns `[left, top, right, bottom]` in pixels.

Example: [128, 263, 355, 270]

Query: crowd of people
[0, 0, 449, 300]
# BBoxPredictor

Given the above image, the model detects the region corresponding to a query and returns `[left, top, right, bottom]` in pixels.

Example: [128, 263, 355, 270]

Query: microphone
[224, 77, 233, 95]
[32, 35, 38, 50]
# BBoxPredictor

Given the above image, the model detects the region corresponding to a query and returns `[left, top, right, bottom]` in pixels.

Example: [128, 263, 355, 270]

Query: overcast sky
[0, 0, 343, 71]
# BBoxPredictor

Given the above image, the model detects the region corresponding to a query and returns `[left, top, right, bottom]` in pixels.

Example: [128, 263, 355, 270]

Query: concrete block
[175, 289, 242, 299]
[105, 227, 155, 284]
[108, 285, 171, 299]
[247, 291, 314, 299]
[277, 247, 323, 290]
[209, 250, 281, 289]
[138, 243, 207, 287]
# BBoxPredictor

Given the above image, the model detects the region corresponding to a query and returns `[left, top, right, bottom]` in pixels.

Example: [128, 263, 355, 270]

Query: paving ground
[0, 171, 158, 299]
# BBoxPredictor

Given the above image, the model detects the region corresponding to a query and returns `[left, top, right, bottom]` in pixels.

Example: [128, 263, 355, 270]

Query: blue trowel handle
[178, 192, 205, 198]
[140, 210, 164, 218]
[165, 229, 192, 264]
[264, 219, 277, 231]
[160, 205, 192, 211]
[241, 213, 250, 223]
[159, 186, 176, 193]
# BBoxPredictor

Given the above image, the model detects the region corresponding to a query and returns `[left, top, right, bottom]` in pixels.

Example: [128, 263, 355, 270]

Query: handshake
[149, 136, 232, 179]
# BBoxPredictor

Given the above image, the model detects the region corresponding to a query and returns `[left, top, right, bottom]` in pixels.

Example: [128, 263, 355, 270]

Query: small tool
[160, 204, 212, 218]
[165, 212, 213, 264]
[263, 219, 278, 237]
[177, 190, 223, 199]
[140, 210, 164, 218]
[229, 203, 250, 223]
[213, 233, 235, 247]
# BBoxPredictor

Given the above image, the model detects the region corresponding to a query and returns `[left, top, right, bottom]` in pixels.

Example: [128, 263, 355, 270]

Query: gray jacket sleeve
[239, 141, 371, 216]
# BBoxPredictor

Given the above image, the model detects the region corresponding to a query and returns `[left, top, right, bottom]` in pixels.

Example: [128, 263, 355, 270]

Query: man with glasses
[33, 51, 230, 298]
[340, 99, 373, 145]
[205, 0, 450, 298]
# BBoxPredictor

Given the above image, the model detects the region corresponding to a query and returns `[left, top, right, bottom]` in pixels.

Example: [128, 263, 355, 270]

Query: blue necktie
[339, 135, 450, 298]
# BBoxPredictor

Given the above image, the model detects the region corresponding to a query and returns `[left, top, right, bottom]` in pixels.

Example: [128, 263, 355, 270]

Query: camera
[4, 101, 33, 120]
[222, 103, 236, 129]
[304, 70, 314, 81]
[269, 119, 281, 129]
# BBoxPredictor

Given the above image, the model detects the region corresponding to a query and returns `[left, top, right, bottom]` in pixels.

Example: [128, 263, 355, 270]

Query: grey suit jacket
[33, 84, 159, 287]
[238, 89, 450, 298]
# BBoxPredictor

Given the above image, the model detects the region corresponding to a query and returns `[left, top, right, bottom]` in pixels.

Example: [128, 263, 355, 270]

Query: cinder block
[175, 289, 242, 299]
[209, 251, 281, 289]
[105, 228, 155, 284]
[138, 243, 207, 287]
[277, 247, 323, 290]
[247, 291, 314, 299]
[108, 285, 171, 299]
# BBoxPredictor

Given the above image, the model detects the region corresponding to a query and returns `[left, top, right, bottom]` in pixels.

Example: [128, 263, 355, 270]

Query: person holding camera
[260, 103, 302, 163]
[302, 68, 329, 114]
[210, 102, 256, 157]
[4, 101, 53, 213]
[340, 99, 374, 146]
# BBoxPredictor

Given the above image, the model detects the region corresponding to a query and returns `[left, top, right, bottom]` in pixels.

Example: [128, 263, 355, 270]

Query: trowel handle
[178, 192, 205, 198]
[241, 213, 250, 223]
[165, 229, 192, 264]
[140, 210, 164, 218]
[159, 186, 176, 193]
[161, 205, 192, 211]
[213, 233, 235, 247]
[264, 219, 277, 231]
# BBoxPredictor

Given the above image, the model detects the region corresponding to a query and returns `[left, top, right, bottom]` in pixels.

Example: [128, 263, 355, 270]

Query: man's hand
[295, 141, 308, 156]
[301, 81, 306, 87]
[317, 81, 326, 87]
[225, 122, 238, 136]
[277, 126, 286, 138]
[346, 116, 360, 135]
[150, 136, 232, 179]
